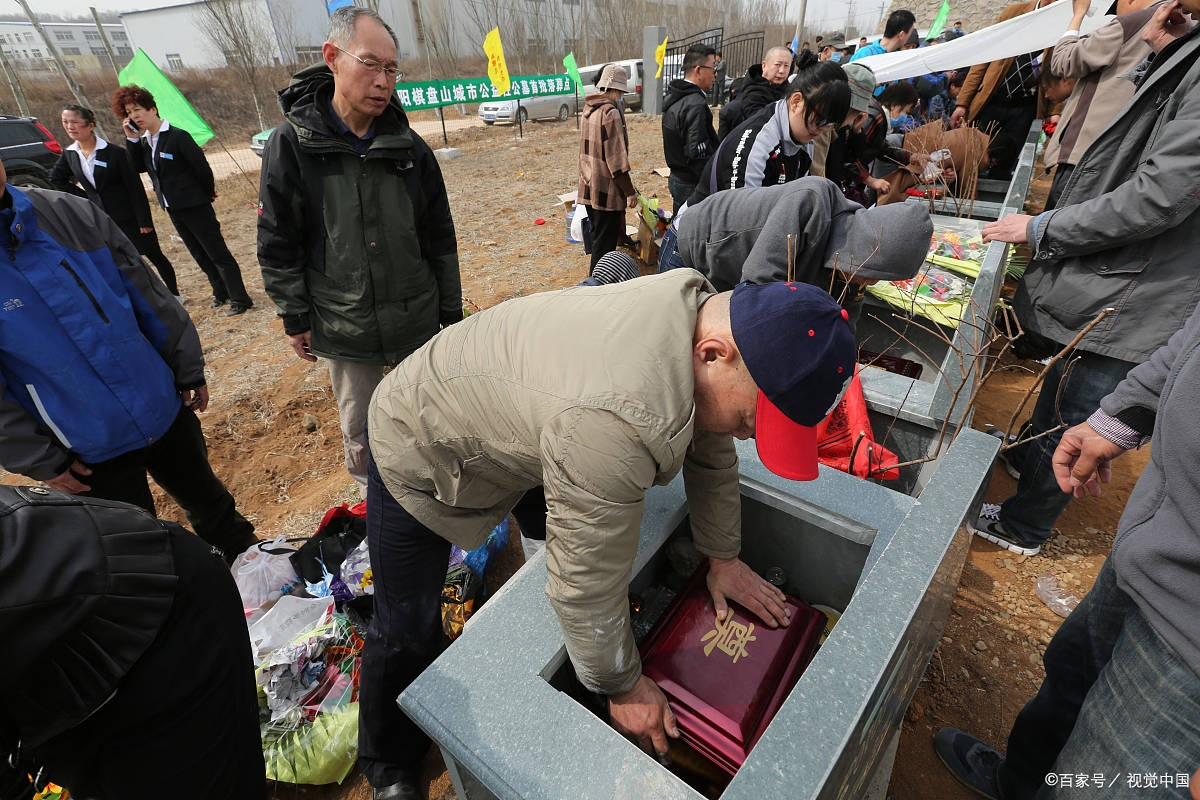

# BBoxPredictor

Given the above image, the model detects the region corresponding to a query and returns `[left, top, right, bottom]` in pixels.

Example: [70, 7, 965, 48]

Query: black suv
[0, 115, 63, 189]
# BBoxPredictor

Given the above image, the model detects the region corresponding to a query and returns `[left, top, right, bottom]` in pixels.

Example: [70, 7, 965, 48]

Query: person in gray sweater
[935, 302, 1200, 800]
[657, 176, 933, 298]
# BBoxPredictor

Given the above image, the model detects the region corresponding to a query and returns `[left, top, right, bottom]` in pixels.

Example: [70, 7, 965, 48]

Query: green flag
[927, 0, 951, 39]
[118, 49, 214, 146]
[563, 52, 583, 93]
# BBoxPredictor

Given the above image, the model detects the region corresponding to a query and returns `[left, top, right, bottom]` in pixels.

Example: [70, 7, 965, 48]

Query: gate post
[642, 25, 667, 116]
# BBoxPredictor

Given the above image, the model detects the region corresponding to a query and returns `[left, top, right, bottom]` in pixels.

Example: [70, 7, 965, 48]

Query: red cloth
[815, 368, 900, 480]
[315, 501, 366, 532]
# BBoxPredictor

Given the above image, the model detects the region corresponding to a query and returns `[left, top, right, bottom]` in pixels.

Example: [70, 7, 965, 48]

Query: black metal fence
[661, 28, 765, 106]
[718, 31, 767, 103]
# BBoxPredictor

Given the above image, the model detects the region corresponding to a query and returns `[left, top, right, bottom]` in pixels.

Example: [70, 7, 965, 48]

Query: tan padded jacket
[1043, 3, 1158, 169]
[368, 269, 741, 694]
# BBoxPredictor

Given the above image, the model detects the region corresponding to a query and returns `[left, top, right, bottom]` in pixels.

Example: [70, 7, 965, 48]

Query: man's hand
[608, 675, 679, 758]
[180, 384, 209, 412]
[982, 213, 1033, 244]
[45, 460, 92, 494]
[288, 331, 318, 362]
[626, 193, 639, 210]
[138, 226, 154, 234]
[949, 106, 967, 128]
[1143, 0, 1193, 53]
[707, 556, 790, 628]
[1052, 422, 1126, 497]
[867, 176, 892, 195]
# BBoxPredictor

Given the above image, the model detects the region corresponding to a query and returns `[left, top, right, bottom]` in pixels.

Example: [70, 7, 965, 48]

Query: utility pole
[791, 0, 808, 51]
[89, 6, 122, 80]
[13, 0, 108, 139]
[0, 46, 30, 116]
[582, 0, 591, 64]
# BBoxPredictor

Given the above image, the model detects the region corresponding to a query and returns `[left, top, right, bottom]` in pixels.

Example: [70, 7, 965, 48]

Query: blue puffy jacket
[0, 185, 205, 478]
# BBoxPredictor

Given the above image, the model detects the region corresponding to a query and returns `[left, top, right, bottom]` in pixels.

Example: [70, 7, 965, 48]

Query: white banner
[856, 0, 1117, 83]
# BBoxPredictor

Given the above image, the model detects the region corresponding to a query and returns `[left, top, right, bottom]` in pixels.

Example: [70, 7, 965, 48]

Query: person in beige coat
[358, 269, 856, 798]
[1042, 0, 1161, 208]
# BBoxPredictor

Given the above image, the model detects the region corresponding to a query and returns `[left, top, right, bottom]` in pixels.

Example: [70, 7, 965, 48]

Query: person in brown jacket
[950, 0, 1065, 179]
[1042, 0, 1161, 208]
[361, 270, 856, 797]
[578, 64, 639, 270]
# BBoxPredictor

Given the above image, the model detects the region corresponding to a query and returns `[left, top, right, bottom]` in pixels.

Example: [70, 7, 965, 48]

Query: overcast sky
[26, 0, 886, 36]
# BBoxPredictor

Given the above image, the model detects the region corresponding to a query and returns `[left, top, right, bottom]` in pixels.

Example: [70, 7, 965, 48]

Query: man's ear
[694, 333, 737, 365]
[322, 41, 340, 72]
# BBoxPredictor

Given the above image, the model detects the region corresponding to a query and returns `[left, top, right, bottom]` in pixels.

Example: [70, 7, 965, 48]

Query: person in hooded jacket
[662, 44, 720, 212]
[658, 176, 933, 325]
[257, 6, 460, 499]
[578, 64, 639, 271]
[685, 62, 850, 210]
[717, 46, 794, 140]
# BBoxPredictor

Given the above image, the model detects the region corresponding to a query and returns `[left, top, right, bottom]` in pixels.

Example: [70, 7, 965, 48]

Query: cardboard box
[640, 565, 825, 777]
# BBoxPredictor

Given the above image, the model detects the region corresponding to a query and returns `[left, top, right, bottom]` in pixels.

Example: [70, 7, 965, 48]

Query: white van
[576, 59, 643, 110]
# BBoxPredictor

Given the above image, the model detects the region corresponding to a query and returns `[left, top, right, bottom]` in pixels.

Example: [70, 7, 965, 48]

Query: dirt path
[8, 114, 1146, 799]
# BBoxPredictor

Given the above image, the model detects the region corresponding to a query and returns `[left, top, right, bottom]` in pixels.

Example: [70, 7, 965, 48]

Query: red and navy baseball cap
[730, 281, 857, 481]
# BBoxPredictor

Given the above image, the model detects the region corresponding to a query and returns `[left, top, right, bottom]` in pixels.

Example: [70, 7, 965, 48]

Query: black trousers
[974, 98, 1037, 180]
[115, 217, 179, 295]
[76, 407, 256, 556]
[32, 527, 266, 799]
[358, 449, 547, 787]
[167, 203, 252, 306]
[584, 205, 625, 271]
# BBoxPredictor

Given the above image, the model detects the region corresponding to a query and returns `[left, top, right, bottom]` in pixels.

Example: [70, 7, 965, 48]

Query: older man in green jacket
[360, 269, 856, 799]
[258, 6, 460, 495]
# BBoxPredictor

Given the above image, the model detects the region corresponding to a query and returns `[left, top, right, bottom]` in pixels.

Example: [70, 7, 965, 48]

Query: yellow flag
[483, 28, 511, 96]
[655, 35, 669, 79]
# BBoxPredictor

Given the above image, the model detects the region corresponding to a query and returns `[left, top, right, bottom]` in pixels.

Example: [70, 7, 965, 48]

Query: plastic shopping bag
[231, 535, 300, 610]
[259, 612, 363, 785]
[815, 368, 900, 480]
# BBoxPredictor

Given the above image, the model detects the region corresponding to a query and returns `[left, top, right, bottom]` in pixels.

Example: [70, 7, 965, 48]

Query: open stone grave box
[400, 431, 999, 799]
[856, 123, 1041, 493]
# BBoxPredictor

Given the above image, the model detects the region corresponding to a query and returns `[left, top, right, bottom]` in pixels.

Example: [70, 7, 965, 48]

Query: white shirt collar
[67, 135, 109, 154]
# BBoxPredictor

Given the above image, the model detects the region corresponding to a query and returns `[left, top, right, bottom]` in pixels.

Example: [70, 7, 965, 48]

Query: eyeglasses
[333, 45, 401, 80]
[696, 64, 716, 72]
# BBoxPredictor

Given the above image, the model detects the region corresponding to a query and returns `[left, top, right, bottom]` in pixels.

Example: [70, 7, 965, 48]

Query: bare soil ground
[7, 113, 1148, 799]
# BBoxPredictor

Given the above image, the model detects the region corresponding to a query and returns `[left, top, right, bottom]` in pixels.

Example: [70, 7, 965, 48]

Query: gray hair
[327, 6, 399, 50]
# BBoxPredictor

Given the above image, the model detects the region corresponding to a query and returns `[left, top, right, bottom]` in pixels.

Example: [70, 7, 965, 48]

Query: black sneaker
[933, 727, 1006, 800]
[211, 297, 229, 308]
[967, 503, 1042, 556]
[984, 426, 1022, 480]
[226, 302, 251, 316]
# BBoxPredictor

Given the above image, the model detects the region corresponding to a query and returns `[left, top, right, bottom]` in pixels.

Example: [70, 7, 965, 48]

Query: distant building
[0, 21, 132, 74]
[120, 0, 329, 72]
[117, 0, 615, 73]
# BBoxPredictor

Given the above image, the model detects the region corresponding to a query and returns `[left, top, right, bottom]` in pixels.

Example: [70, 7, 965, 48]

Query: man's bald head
[762, 47, 793, 85]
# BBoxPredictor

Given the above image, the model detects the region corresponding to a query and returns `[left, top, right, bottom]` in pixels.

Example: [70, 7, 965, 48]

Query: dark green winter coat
[257, 64, 461, 365]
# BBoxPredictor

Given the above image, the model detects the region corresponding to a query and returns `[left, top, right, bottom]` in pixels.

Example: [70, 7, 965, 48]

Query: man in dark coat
[258, 5, 460, 498]
[662, 44, 719, 212]
[717, 46, 793, 139]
